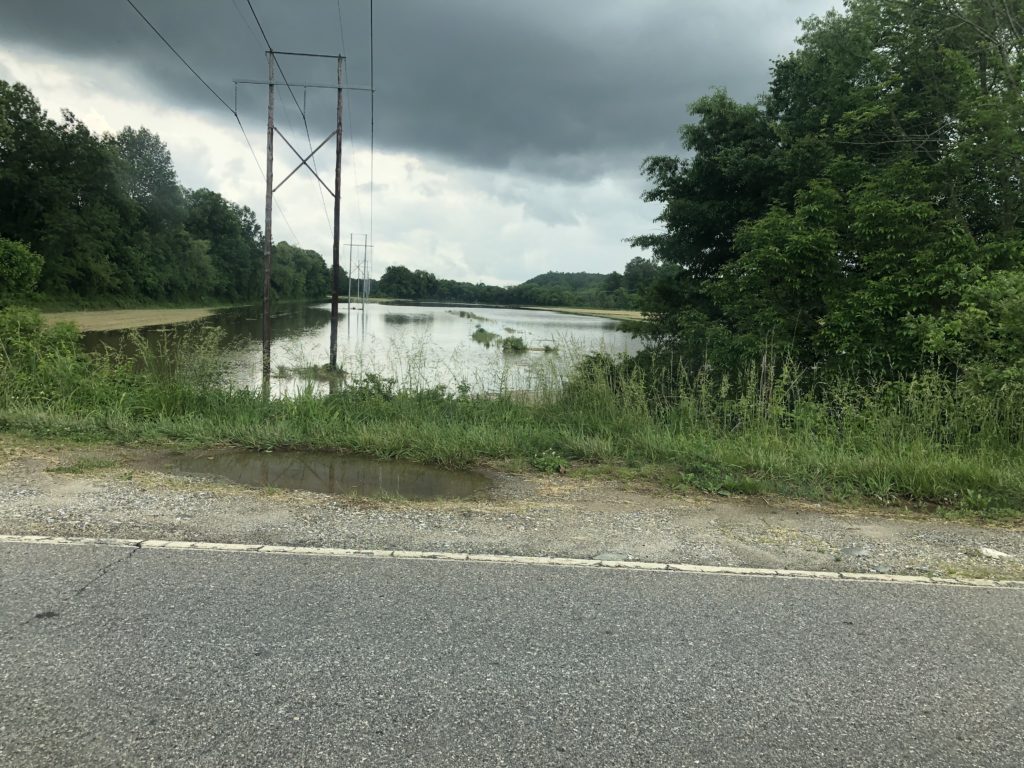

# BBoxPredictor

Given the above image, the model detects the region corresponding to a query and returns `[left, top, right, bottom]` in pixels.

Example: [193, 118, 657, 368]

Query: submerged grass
[471, 326, 499, 347]
[2, 307, 1023, 519]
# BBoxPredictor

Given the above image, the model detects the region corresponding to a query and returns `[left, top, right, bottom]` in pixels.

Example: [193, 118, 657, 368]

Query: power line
[122, 0, 302, 245]
[122, 0, 233, 113]
[245, 0, 334, 235]
[366, 0, 370, 280]
[335, 0, 369, 246]
[231, 0, 266, 49]
[336, 0, 347, 55]
[344, 88, 364, 230]
[244, 0, 272, 50]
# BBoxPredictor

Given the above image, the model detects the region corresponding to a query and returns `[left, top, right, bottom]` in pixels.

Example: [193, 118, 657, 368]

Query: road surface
[1, 541, 1021, 766]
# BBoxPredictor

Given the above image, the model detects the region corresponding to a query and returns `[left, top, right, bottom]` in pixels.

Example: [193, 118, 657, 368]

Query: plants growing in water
[471, 326, 499, 347]
[502, 336, 527, 353]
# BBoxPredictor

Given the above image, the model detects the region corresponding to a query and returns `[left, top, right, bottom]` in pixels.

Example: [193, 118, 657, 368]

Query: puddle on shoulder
[149, 450, 491, 501]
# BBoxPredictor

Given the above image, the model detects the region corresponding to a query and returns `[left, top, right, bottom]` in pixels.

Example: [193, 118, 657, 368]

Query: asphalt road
[1, 542, 1022, 767]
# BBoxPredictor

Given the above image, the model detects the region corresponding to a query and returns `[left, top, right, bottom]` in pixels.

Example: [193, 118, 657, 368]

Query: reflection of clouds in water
[106, 303, 643, 396]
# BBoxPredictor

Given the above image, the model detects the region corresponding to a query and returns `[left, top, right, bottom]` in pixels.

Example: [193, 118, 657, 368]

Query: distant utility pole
[236, 52, 373, 388]
[346, 234, 373, 313]
[362, 234, 370, 308]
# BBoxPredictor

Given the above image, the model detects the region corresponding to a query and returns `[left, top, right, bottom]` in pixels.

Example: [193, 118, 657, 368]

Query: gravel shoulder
[1, 436, 1022, 582]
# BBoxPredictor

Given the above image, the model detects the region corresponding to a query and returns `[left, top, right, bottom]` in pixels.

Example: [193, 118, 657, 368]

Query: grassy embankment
[1, 307, 1022, 520]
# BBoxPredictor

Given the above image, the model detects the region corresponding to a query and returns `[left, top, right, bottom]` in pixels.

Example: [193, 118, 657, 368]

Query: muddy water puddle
[152, 450, 491, 501]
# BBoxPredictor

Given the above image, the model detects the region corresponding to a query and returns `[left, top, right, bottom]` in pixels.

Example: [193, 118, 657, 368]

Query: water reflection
[157, 450, 490, 500]
[82, 304, 335, 354]
[82, 302, 644, 395]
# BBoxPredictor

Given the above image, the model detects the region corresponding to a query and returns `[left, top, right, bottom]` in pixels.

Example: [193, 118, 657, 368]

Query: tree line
[0, 80, 330, 306]
[1, 77, 659, 313]
[631, 0, 1024, 388]
[374, 257, 658, 308]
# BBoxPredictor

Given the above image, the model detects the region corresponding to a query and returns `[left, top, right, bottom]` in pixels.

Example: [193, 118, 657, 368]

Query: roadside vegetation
[1, 307, 1021, 519]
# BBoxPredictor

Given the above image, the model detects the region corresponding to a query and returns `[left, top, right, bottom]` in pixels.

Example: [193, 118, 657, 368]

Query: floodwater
[84, 302, 643, 394]
[157, 449, 491, 500]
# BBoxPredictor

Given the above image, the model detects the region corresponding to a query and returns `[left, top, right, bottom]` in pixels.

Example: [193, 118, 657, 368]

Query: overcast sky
[0, 0, 839, 285]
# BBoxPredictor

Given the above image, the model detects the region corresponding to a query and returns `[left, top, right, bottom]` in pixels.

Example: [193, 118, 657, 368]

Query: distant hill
[376, 266, 644, 310]
[519, 272, 609, 291]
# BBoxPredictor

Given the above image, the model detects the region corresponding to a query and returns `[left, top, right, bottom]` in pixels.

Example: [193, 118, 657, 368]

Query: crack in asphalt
[14, 543, 142, 628]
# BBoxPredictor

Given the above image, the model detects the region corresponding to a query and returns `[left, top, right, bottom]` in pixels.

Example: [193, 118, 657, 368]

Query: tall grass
[1, 307, 1022, 517]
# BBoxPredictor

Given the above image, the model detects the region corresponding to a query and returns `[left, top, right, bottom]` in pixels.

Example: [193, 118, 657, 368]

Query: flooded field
[83, 302, 644, 394]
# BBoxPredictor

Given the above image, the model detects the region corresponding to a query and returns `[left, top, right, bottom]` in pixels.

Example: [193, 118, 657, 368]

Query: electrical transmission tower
[236, 52, 371, 391]
[347, 234, 372, 313]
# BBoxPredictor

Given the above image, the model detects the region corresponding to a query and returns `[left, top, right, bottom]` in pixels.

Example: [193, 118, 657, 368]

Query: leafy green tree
[1, 83, 128, 299]
[185, 189, 263, 301]
[105, 127, 183, 226]
[603, 271, 623, 292]
[632, 0, 1024, 379]
[0, 237, 43, 303]
[622, 257, 657, 293]
[915, 268, 1024, 387]
[377, 265, 423, 299]
[271, 242, 331, 301]
[37, 111, 131, 298]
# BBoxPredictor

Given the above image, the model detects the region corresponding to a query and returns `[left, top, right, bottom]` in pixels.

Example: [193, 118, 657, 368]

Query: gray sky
[0, 0, 840, 284]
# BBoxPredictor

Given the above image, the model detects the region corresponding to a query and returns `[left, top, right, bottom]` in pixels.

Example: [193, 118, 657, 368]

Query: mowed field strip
[41, 308, 216, 332]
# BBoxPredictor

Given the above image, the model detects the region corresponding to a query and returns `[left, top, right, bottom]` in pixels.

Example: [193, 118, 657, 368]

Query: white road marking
[1, 534, 1021, 589]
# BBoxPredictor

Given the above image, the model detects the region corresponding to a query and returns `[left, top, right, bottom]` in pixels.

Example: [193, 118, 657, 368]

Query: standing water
[154, 450, 491, 500]
[84, 303, 643, 395]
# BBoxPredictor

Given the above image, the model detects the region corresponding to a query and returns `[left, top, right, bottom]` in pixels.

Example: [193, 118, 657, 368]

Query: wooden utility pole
[348, 233, 354, 313]
[262, 52, 275, 394]
[329, 56, 344, 370]
[362, 233, 369, 309]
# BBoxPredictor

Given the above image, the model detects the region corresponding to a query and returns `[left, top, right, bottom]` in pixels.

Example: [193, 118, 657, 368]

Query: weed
[46, 457, 118, 474]
[471, 327, 499, 347]
[453, 310, 490, 322]
[532, 449, 568, 474]
[502, 336, 527, 353]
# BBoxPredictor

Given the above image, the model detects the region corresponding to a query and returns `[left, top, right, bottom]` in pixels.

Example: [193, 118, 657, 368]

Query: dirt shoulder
[1, 437, 1022, 583]
[41, 308, 216, 331]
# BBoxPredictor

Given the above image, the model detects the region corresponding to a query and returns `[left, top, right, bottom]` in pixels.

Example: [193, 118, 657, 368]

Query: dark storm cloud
[0, 0, 837, 179]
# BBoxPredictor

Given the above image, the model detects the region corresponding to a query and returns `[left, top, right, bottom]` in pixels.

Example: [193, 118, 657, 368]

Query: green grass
[501, 336, 527, 353]
[279, 364, 348, 383]
[2, 306, 1023, 519]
